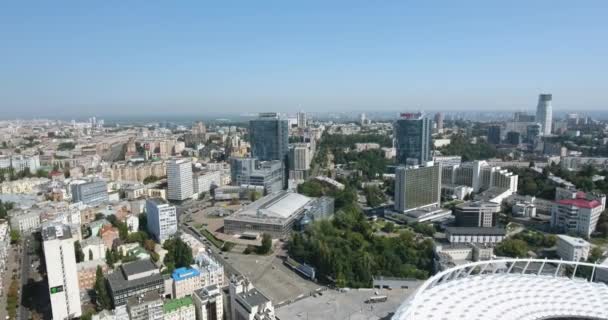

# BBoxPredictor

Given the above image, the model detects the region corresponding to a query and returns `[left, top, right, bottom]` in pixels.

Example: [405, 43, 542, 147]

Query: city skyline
[2, 1, 608, 117]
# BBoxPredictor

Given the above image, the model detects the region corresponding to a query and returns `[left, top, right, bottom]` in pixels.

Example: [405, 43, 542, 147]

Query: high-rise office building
[250, 113, 289, 162]
[42, 223, 82, 320]
[536, 93, 553, 135]
[146, 198, 178, 243]
[394, 113, 432, 165]
[167, 159, 193, 201]
[296, 111, 307, 128]
[487, 125, 501, 144]
[288, 143, 311, 181]
[71, 180, 109, 206]
[505, 131, 521, 145]
[434, 112, 444, 132]
[394, 163, 441, 213]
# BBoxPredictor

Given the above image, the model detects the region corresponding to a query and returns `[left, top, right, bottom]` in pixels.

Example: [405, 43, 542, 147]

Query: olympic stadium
[392, 258, 608, 320]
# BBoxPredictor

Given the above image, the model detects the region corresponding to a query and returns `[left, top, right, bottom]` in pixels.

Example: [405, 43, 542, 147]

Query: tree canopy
[162, 238, 194, 273]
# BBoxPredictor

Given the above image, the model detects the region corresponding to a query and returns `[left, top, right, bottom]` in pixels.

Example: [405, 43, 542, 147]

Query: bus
[367, 295, 388, 303]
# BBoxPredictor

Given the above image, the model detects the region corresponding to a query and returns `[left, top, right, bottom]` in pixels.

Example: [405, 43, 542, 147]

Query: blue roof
[171, 267, 200, 281]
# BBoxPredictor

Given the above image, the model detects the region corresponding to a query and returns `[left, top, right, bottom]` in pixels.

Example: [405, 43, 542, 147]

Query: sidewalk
[0, 244, 21, 320]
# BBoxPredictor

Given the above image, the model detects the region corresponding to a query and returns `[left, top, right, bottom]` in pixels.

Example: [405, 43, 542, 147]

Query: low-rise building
[551, 188, 606, 237]
[81, 236, 106, 261]
[172, 267, 202, 299]
[556, 235, 590, 262]
[445, 227, 506, 244]
[229, 276, 275, 320]
[77, 259, 108, 291]
[164, 296, 195, 320]
[107, 259, 165, 307]
[126, 292, 164, 320]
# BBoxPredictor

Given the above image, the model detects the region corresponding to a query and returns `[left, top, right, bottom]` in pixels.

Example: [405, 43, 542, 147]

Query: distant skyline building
[434, 112, 444, 132]
[43, 223, 82, 320]
[394, 163, 441, 213]
[487, 125, 501, 144]
[250, 113, 289, 162]
[394, 113, 432, 166]
[167, 158, 194, 201]
[296, 111, 307, 128]
[536, 93, 553, 135]
[146, 198, 178, 243]
[288, 143, 311, 182]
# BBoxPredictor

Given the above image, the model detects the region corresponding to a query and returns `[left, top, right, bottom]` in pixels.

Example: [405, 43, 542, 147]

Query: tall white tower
[536, 94, 553, 135]
[42, 223, 82, 320]
[167, 158, 194, 201]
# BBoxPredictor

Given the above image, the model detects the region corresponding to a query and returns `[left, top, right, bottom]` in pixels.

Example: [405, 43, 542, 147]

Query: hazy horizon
[2, 1, 607, 116]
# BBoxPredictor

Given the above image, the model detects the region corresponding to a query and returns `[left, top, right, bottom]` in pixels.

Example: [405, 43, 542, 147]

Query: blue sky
[1, 1, 607, 117]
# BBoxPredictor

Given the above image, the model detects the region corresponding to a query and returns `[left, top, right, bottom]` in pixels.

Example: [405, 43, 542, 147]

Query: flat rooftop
[446, 227, 506, 236]
[41, 223, 72, 241]
[229, 191, 312, 222]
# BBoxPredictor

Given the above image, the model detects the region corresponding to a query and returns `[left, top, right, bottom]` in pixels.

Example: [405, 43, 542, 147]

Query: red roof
[557, 198, 601, 209]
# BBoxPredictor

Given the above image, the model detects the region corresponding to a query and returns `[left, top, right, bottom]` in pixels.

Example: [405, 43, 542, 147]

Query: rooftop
[41, 223, 72, 241]
[445, 227, 506, 236]
[231, 191, 312, 221]
[121, 259, 158, 278]
[556, 198, 602, 209]
[238, 288, 271, 308]
[163, 296, 193, 313]
[171, 267, 201, 281]
[557, 234, 590, 247]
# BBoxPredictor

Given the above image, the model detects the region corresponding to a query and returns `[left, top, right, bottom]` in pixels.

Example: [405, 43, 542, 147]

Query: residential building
[250, 113, 289, 162]
[230, 158, 283, 194]
[193, 171, 221, 195]
[127, 292, 164, 320]
[229, 276, 275, 320]
[224, 190, 334, 239]
[296, 111, 307, 128]
[81, 236, 106, 261]
[556, 235, 590, 262]
[441, 160, 518, 194]
[288, 144, 311, 182]
[172, 267, 202, 299]
[71, 180, 109, 206]
[487, 125, 501, 144]
[42, 223, 82, 319]
[454, 201, 500, 228]
[193, 285, 223, 320]
[536, 93, 553, 135]
[551, 189, 606, 237]
[77, 259, 108, 291]
[164, 297, 196, 320]
[146, 198, 177, 243]
[100, 225, 120, 249]
[194, 253, 225, 288]
[107, 259, 165, 307]
[9, 210, 41, 233]
[394, 112, 432, 165]
[394, 163, 441, 213]
[167, 159, 194, 201]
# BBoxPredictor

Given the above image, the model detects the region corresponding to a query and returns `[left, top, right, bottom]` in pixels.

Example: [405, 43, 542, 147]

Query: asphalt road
[19, 237, 31, 320]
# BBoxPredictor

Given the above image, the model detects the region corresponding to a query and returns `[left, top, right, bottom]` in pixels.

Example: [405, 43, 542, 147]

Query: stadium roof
[393, 258, 608, 320]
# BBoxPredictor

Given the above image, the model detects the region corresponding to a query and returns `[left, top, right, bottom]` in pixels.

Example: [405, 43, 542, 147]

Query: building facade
[250, 113, 289, 162]
[556, 235, 590, 262]
[146, 198, 177, 243]
[167, 159, 194, 201]
[394, 163, 441, 213]
[71, 180, 109, 206]
[454, 201, 500, 228]
[42, 223, 82, 319]
[193, 285, 223, 320]
[193, 171, 221, 195]
[394, 113, 432, 165]
[536, 93, 553, 135]
[230, 158, 283, 194]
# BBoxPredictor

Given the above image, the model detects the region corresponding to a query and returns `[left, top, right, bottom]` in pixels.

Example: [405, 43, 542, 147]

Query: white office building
[536, 93, 553, 136]
[42, 223, 82, 319]
[193, 171, 221, 195]
[394, 163, 441, 213]
[556, 235, 590, 262]
[167, 159, 194, 201]
[296, 111, 307, 128]
[146, 198, 177, 243]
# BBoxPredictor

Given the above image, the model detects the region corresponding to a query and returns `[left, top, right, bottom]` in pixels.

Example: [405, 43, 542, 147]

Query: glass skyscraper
[394, 113, 432, 165]
[250, 113, 289, 162]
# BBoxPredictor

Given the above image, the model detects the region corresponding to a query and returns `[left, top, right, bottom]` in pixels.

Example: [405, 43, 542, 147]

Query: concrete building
[71, 180, 109, 206]
[230, 158, 284, 194]
[126, 292, 164, 320]
[296, 111, 307, 128]
[146, 198, 177, 243]
[81, 236, 106, 261]
[193, 171, 221, 195]
[394, 163, 441, 213]
[250, 113, 289, 162]
[441, 160, 518, 194]
[288, 143, 311, 182]
[193, 285, 223, 320]
[445, 227, 506, 244]
[512, 202, 537, 217]
[172, 267, 202, 299]
[551, 188, 606, 237]
[224, 190, 334, 239]
[9, 210, 41, 233]
[77, 259, 108, 291]
[536, 93, 553, 135]
[394, 112, 432, 165]
[434, 112, 444, 132]
[560, 156, 608, 171]
[167, 159, 194, 201]
[164, 296, 196, 320]
[454, 201, 500, 228]
[107, 259, 165, 307]
[229, 276, 275, 320]
[194, 253, 225, 288]
[556, 235, 590, 262]
[126, 215, 140, 233]
[506, 131, 521, 145]
[42, 223, 82, 319]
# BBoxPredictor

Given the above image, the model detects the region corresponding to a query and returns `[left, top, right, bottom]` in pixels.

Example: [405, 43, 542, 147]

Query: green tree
[382, 222, 395, 233]
[163, 238, 194, 273]
[143, 175, 160, 184]
[105, 248, 114, 268]
[495, 239, 529, 258]
[10, 229, 20, 244]
[89, 249, 94, 261]
[74, 240, 85, 263]
[257, 233, 273, 254]
[94, 266, 111, 310]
